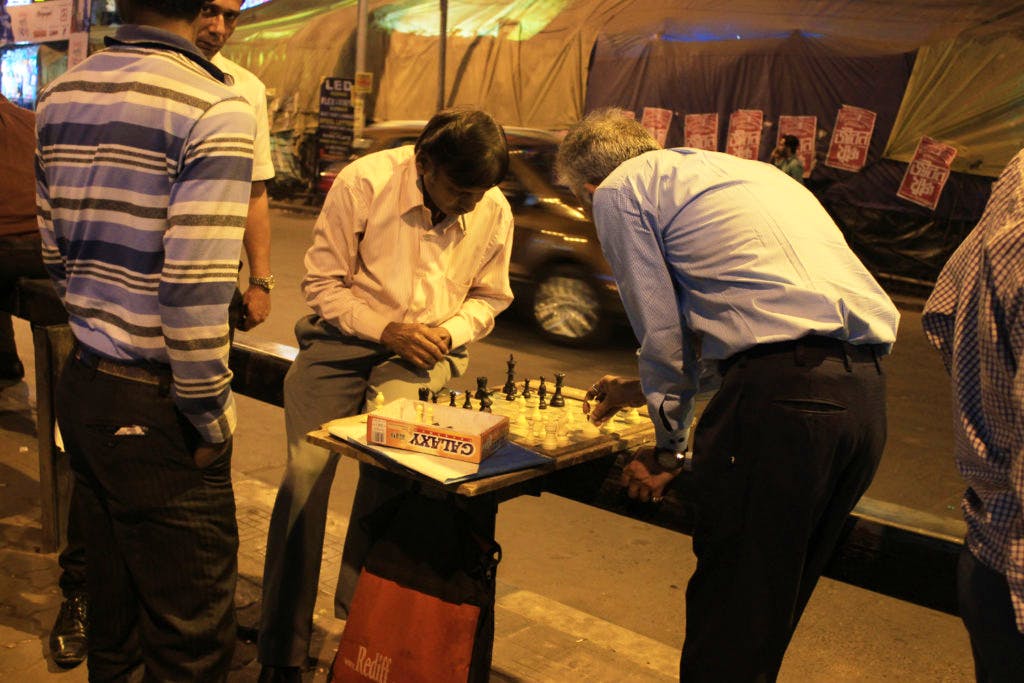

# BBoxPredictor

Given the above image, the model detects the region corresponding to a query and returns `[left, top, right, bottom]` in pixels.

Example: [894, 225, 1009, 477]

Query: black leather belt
[75, 347, 171, 386]
[719, 335, 884, 375]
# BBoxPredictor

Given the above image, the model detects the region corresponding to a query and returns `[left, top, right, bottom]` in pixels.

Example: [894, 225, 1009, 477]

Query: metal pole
[356, 0, 368, 75]
[438, 0, 447, 111]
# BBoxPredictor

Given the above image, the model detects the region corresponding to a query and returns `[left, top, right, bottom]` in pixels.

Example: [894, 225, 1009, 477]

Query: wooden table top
[305, 386, 654, 498]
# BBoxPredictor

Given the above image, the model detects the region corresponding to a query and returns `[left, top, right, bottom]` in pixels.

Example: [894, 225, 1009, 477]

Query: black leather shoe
[49, 593, 87, 668]
[0, 353, 24, 380]
[257, 665, 302, 682]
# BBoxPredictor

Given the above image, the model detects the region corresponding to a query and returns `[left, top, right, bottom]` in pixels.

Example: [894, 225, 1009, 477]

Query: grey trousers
[258, 315, 467, 667]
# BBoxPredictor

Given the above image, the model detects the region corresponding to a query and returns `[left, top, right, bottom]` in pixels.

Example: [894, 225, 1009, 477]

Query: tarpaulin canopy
[222, 0, 1024, 283]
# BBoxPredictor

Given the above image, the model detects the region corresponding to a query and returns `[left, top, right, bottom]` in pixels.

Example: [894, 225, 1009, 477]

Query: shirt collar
[105, 25, 228, 84]
[398, 151, 467, 234]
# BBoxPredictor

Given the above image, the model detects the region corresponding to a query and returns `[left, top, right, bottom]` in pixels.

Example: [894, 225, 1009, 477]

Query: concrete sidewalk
[0, 317, 975, 682]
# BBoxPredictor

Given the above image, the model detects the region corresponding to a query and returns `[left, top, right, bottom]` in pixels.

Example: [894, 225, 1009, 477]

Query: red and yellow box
[365, 398, 509, 463]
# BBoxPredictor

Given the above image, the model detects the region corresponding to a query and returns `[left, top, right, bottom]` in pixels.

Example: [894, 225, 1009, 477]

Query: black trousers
[957, 547, 1024, 682]
[681, 338, 887, 682]
[57, 352, 238, 681]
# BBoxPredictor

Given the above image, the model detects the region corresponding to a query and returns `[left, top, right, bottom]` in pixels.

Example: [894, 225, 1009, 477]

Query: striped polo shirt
[35, 25, 255, 443]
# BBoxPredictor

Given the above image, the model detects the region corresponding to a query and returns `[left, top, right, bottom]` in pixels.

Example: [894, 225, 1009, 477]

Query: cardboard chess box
[366, 398, 509, 463]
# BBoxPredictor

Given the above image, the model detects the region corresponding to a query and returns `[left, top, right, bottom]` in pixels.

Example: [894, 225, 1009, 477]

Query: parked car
[317, 122, 624, 346]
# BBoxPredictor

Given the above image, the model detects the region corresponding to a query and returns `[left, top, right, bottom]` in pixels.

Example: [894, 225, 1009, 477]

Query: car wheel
[530, 265, 606, 345]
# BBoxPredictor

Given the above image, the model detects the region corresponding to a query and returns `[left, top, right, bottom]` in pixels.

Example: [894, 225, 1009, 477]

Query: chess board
[483, 385, 651, 457]
[307, 385, 656, 498]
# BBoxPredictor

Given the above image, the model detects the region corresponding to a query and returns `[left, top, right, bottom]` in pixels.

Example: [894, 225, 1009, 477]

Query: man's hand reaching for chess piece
[582, 375, 645, 424]
[381, 322, 451, 369]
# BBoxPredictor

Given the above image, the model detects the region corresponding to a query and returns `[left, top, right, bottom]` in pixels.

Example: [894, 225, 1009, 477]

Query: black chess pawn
[418, 387, 430, 402]
[474, 376, 490, 401]
[449, 390, 457, 407]
[521, 378, 532, 399]
[550, 372, 566, 408]
[502, 354, 517, 399]
[431, 390, 440, 404]
[463, 390, 473, 410]
[479, 393, 493, 413]
[537, 376, 547, 409]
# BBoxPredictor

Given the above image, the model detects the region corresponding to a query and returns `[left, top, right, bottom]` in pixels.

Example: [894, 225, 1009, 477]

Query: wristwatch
[655, 448, 691, 471]
[248, 274, 276, 292]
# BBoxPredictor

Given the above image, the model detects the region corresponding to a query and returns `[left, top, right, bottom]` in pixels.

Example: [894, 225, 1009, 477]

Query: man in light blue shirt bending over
[557, 108, 899, 683]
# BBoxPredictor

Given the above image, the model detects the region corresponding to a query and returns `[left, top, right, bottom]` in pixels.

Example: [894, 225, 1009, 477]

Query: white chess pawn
[542, 419, 559, 450]
[530, 406, 541, 425]
[425, 404, 434, 425]
[415, 403, 425, 424]
[373, 392, 385, 411]
[512, 408, 529, 433]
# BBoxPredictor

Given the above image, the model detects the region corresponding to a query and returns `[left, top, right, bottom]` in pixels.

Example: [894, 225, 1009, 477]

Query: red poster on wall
[825, 105, 877, 172]
[896, 136, 958, 210]
[684, 113, 719, 151]
[777, 115, 816, 178]
[725, 110, 763, 160]
[641, 107, 673, 147]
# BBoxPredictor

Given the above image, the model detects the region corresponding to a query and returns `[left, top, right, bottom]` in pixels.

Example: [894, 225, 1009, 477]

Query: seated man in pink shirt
[257, 109, 514, 682]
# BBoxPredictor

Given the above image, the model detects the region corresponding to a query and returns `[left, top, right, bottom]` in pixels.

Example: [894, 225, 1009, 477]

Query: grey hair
[556, 108, 660, 198]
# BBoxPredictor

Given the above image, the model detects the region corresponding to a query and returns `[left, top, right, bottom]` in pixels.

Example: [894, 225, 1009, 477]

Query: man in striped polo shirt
[35, 0, 254, 679]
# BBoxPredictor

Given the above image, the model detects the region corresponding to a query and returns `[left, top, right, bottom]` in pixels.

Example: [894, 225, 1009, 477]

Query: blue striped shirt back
[35, 25, 255, 443]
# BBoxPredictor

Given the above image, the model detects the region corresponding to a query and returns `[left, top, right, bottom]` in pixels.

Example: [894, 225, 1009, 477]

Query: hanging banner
[6, 0, 72, 43]
[896, 136, 958, 210]
[641, 107, 672, 147]
[776, 115, 816, 178]
[725, 109, 763, 160]
[684, 113, 718, 151]
[67, 31, 88, 69]
[825, 105, 876, 172]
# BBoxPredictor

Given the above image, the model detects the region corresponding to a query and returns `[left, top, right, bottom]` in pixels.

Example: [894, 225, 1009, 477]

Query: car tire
[530, 264, 607, 346]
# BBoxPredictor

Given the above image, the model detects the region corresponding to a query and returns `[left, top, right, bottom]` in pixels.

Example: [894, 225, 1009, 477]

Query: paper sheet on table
[324, 415, 552, 485]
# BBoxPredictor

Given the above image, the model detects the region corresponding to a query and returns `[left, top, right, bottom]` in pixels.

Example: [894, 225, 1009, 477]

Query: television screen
[1, 44, 38, 109]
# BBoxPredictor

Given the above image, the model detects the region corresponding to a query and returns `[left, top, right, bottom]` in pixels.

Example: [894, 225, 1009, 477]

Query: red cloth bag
[331, 493, 500, 683]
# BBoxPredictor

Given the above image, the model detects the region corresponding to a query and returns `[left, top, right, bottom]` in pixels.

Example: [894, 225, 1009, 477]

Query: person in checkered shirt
[923, 147, 1024, 682]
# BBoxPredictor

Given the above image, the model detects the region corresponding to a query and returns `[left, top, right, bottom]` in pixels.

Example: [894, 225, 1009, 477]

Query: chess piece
[449, 390, 457, 407]
[373, 392, 385, 411]
[625, 406, 643, 424]
[502, 354, 517, 399]
[463, 390, 473, 410]
[537, 377, 547, 409]
[521, 379, 532, 400]
[479, 392, 493, 413]
[543, 418, 558, 450]
[431, 390, 440, 404]
[415, 404, 425, 423]
[425, 404, 434, 424]
[418, 387, 430, 402]
[474, 376, 490, 401]
[550, 372, 566, 408]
